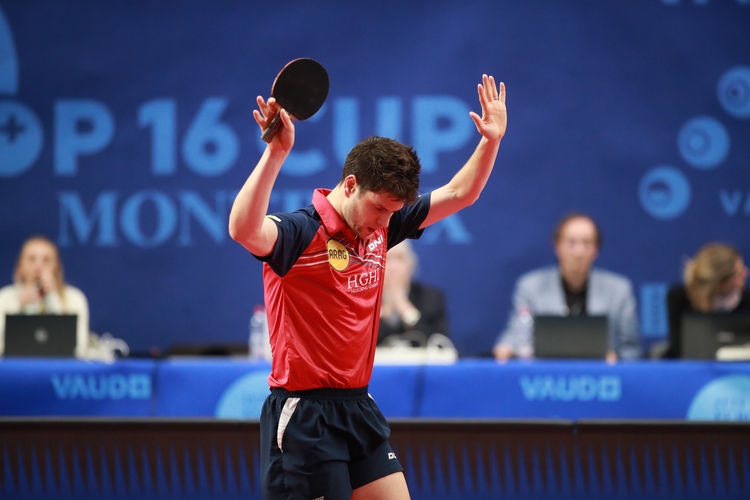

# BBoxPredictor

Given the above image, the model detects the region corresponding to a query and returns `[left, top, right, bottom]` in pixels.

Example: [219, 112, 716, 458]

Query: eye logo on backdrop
[639, 65, 750, 220]
[0, 6, 44, 178]
[677, 116, 729, 170]
[638, 166, 691, 220]
[718, 66, 750, 119]
[687, 374, 750, 421]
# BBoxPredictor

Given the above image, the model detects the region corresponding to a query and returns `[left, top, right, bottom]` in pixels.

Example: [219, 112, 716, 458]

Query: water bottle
[517, 306, 534, 359]
[249, 305, 268, 361]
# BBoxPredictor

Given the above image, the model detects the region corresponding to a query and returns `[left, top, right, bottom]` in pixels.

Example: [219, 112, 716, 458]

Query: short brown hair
[552, 212, 602, 249]
[341, 137, 421, 204]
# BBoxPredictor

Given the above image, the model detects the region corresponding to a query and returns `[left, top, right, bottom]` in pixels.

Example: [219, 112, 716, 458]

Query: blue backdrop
[1, 1, 749, 356]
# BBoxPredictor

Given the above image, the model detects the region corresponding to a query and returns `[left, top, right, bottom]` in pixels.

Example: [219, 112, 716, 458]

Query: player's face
[18, 240, 58, 282]
[344, 187, 404, 241]
[554, 217, 599, 279]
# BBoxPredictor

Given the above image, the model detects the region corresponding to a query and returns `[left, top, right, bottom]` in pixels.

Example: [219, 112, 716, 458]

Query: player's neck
[326, 184, 347, 223]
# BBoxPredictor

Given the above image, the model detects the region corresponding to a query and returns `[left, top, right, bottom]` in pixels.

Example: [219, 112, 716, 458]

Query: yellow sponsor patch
[327, 239, 350, 271]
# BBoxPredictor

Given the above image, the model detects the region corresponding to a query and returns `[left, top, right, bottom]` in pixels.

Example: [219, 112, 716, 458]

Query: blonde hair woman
[664, 242, 749, 358]
[0, 235, 89, 357]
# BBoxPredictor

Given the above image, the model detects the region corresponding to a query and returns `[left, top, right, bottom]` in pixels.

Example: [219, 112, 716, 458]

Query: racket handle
[261, 112, 283, 143]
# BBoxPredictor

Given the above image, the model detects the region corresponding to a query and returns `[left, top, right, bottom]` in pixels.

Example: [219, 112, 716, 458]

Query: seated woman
[663, 242, 749, 359]
[0, 235, 90, 357]
[378, 240, 449, 346]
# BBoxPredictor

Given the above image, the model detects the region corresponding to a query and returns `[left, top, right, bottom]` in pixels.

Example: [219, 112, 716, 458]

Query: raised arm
[228, 97, 295, 257]
[421, 74, 507, 228]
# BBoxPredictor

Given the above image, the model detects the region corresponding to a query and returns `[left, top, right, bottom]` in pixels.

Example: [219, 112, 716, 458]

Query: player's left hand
[469, 74, 507, 141]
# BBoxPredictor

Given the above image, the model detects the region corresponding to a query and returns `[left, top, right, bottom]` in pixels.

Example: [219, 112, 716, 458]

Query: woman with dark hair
[663, 242, 750, 359]
[0, 235, 89, 357]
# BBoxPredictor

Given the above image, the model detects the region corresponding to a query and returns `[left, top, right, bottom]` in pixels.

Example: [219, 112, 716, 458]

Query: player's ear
[343, 175, 358, 197]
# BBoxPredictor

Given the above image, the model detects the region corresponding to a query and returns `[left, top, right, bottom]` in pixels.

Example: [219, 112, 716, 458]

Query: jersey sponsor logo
[347, 269, 380, 292]
[327, 239, 350, 271]
[367, 234, 383, 251]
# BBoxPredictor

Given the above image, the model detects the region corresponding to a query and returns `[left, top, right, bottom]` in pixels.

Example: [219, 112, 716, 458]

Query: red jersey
[257, 188, 430, 391]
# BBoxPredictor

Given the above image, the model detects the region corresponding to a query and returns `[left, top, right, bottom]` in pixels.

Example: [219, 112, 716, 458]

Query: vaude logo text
[51, 374, 151, 400]
[520, 375, 621, 402]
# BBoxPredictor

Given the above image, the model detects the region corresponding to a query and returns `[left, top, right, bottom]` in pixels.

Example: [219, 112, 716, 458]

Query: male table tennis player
[229, 74, 507, 500]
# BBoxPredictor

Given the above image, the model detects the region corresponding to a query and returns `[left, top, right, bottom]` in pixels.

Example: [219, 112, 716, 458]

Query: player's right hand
[253, 96, 295, 152]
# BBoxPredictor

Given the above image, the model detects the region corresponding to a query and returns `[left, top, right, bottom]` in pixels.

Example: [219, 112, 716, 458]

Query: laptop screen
[533, 315, 609, 359]
[4, 314, 78, 358]
[681, 312, 750, 360]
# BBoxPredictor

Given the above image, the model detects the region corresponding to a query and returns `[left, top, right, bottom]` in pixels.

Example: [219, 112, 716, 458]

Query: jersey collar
[312, 188, 358, 243]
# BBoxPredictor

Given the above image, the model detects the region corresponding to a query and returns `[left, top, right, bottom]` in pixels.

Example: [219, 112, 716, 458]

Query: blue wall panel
[1, 1, 749, 355]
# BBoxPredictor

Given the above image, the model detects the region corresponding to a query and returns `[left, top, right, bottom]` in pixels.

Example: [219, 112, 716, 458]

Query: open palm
[470, 74, 507, 141]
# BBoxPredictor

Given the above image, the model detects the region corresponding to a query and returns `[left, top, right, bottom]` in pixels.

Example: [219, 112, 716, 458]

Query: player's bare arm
[228, 97, 295, 257]
[421, 74, 507, 228]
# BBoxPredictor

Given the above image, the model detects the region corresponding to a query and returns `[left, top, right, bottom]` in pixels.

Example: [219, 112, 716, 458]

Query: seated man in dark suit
[378, 240, 449, 346]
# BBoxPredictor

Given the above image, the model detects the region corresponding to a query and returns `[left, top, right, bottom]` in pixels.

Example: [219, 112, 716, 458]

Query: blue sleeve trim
[254, 205, 320, 277]
[387, 192, 431, 250]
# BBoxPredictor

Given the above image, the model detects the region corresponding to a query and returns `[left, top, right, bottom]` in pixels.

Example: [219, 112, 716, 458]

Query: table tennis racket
[261, 58, 329, 143]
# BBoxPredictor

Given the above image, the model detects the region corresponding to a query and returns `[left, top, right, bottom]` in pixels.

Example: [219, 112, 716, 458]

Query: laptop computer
[533, 315, 609, 359]
[4, 314, 78, 358]
[681, 312, 750, 360]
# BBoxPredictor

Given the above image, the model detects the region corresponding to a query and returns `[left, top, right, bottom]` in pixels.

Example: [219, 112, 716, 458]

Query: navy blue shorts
[260, 386, 403, 500]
